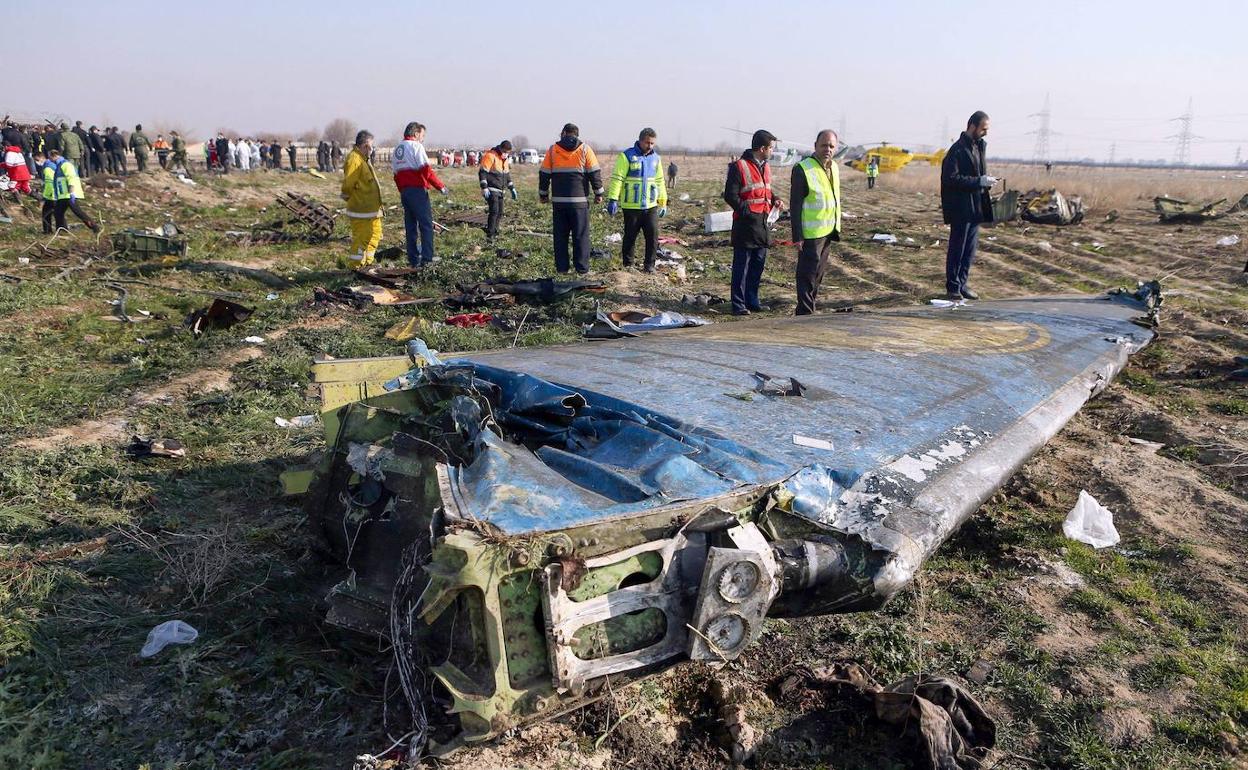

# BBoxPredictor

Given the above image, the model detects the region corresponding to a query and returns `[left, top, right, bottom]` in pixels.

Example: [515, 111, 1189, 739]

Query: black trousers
[135, 152, 148, 172]
[945, 220, 979, 295]
[42, 199, 96, 232]
[104, 151, 116, 174]
[90, 151, 104, 174]
[795, 233, 838, 315]
[621, 207, 658, 269]
[288, 153, 296, 171]
[552, 205, 590, 273]
[867, 176, 876, 189]
[111, 150, 127, 175]
[157, 151, 169, 169]
[485, 191, 505, 238]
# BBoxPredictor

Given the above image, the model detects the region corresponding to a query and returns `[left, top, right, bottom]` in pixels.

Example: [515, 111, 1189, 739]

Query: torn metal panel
[1020, 188, 1084, 225]
[304, 288, 1157, 752]
[1153, 195, 1230, 223]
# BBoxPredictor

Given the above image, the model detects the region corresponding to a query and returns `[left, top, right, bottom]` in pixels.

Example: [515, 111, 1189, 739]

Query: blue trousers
[945, 220, 979, 295]
[401, 187, 435, 266]
[731, 246, 767, 313]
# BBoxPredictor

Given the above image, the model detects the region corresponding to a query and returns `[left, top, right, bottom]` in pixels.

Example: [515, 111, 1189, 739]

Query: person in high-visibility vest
[539, 123, 604, 275]
[38, 148, 99, 234]
[790, 130, 842, 315]
[478, 139, 517, 240]
[605, 127, 668, 272]
[721, 129, 786, 315]
[866, 157, 879, 189]
[340, 130, 384, 269]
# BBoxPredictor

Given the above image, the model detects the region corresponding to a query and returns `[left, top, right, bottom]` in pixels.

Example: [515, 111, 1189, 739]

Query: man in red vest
[722, 129, 785, 315]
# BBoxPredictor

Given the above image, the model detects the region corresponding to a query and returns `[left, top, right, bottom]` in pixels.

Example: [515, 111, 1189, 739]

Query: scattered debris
[583, 308, 710, 338]
[1127, 437, 1165, 452]
[139, 620, 199, 658]
[245, 192, 337, 242]
[930, 298, 965, 308]
[275, 415, 317, 429]
[753, 371, 805, 397]
[704, 210, 734, 233]
[1063, 490, 1120, 549]
[1036, 240, 1053, 252]
[792, 434, 833, 450]
[1021, 188, 1085, 225]
[109, 227, 188, 258]
[1105, 209, 1120, 223]
[184, 298, 255, 337]
[871, 233, 898, 244]
[789, 663, 996, 770]
[384, 317, 426, 341]
[991, 189, 1020, 222]
[1215, 234, 1240, 247]
[242, 335, 266, 345]
[965, 658, 994, 685]
[125, 435, 187, 460]
[444, 278, 606, 309]
[444, 313, 493, 328]
[605, 232, 622, 243]
[680, 292, 726, 308]
[312, 285, 430, 308]
[1153, 195, 1247, 224]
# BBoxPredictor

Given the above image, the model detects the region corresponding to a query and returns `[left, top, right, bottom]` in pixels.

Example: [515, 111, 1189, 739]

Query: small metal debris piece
[126, 435, 186, 459]
[184, 298, 254, 337]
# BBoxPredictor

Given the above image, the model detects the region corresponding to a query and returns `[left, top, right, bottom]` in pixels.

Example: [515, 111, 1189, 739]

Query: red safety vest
[734, 158, 771, 218]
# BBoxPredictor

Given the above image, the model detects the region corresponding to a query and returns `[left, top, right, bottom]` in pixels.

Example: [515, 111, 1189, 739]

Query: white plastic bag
[1063, 490, 1120, 549]
[140, 620, 199, 658]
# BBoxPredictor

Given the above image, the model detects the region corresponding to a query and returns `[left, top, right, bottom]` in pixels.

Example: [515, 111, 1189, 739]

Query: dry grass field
[0, 153, 1244, 769]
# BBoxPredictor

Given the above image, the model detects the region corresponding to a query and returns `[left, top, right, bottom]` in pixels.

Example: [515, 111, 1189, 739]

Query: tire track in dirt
[836, 246, 929, 296]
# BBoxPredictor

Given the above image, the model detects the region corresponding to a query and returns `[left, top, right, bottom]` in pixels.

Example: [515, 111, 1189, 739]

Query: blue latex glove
[70, 194, 77, 204]
[509, 187, 518, 201]
[606, 200, 619, 216]
[658, 207, 667, 218]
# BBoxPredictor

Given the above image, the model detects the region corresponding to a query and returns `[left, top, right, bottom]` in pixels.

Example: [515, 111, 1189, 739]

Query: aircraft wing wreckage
[297, 286, 1160, 754]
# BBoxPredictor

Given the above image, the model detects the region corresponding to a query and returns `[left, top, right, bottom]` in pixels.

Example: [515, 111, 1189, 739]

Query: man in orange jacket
[478, 139, 517, 240]
[539, 123, 603, 275]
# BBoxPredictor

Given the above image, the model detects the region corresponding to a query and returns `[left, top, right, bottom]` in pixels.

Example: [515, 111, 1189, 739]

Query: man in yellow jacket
[340, 130, 382, 269]
[39, 148, 99, 234]
[605, 127, 667, 272]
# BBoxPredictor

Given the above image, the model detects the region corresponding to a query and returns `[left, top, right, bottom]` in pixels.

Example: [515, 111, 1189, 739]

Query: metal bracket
[541, 532, 706, 696]
[687, 523, 780, 662]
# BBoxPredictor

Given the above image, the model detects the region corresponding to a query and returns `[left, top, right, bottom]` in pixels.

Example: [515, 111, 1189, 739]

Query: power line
[1168, 98, 1196, 166]
[1028, 94, 1052, 162]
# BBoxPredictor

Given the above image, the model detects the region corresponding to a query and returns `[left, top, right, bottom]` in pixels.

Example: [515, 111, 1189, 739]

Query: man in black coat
[722, 129, 786, 315]
[215, 133, 231, 174]
[286, 141, 297, 171]
[939, 111, 996, 301]
[87, 126, 106, 175]
[269, 141, 281, 169]
[106, 127, 128, 175]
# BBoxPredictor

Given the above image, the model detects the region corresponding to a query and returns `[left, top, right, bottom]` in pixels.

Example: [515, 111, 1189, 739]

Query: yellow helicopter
[843, 142, 946, 173]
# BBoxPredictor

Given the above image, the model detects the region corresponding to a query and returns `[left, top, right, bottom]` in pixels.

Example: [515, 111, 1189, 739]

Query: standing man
[249, 139, 262, 171]
[605, 127, 667, 272]
[286, 140, 297, 171]
[38, 149, 99, 234]
[391, 121, 449, 267]
[939, 111, 996, 301]
[72, 121, 91, 178]
[108, 127, 128, 175]
[666, 158, 678, 189]
[478, 139, 517, 240]
[722, 129, 785, 315]
[237, 137, 251, 171]
[214, 133, 230, 174]
[59, 123, 85, 180]
[3, 121, 33, 176]
[340, 130, 383, 269]
[153, 134, 171, 169]
[169, 131, 189, 176]
[87, 126, 106, 175]
[866, 156, 879, 189]
[129, 124, 152, 172]
[330, 141, 343, 170]
[791, 130, 842, 315]
[539, 123, 604, 275]
[269, 140, 282, 170]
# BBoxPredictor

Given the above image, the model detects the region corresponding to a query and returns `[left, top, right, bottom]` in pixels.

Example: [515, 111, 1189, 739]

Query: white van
[518, 148, 541, 165]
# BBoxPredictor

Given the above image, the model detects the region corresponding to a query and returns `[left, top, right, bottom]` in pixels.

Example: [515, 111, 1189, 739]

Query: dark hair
[815, 129, 838, 144]
[638, 127, 657, 141]
[403, 121, 425, 137]
[499, 140, 513, 151]
[561, 123, 579, 137]
[135, 124, 142, 131]
[967, 111, 989, 128]
[355, 130, 374, 147]
[751, 129, 777, 150]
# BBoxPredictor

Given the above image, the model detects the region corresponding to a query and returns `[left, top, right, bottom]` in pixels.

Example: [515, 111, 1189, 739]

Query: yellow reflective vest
[797, 157, 840, 239]
[606, 144, 667, 210]
[341, 147, 382, 218]
[42, 158, 85, 201]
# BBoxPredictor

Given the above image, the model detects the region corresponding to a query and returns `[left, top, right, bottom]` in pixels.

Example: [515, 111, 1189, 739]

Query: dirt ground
[0, 154, 1244, 770]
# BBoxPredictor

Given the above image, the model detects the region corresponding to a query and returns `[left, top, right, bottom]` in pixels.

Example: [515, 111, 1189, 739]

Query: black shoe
[945, 292, 964, 301]
[732, 308, 751, 316]
[748, 304, 766, 312]
[960, 287, 979, 300]
[643, 266, 656, 274]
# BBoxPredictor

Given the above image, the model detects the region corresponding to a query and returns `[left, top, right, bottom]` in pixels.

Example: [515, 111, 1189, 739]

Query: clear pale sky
[10, 0, 1248, 164]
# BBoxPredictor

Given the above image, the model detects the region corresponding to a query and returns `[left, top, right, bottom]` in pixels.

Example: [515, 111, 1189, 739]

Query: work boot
[945, 292, 964, 301]
[960, 287, 980, 300]
[732, 308, 751, 316]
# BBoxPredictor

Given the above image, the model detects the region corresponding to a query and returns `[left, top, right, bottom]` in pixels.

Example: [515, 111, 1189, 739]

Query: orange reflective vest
[734, 158, 772, 219]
